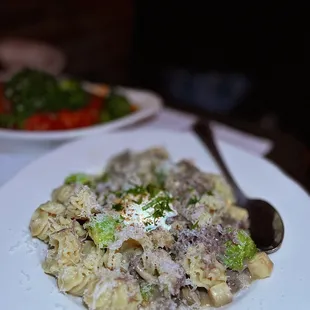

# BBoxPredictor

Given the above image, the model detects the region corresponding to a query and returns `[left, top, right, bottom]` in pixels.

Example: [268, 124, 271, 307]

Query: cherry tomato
[23, 95, 105, 131]
[24, 114, 54, 131]
[0, 83, 11, 113]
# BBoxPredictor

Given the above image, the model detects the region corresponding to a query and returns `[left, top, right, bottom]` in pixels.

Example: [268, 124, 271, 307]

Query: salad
[0, 68, 136, 131]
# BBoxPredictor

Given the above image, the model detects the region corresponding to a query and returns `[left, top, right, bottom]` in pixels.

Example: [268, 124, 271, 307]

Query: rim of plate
[0, 86, 163, 141]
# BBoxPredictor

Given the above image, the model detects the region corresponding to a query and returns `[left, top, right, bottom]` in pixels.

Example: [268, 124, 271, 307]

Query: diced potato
[228, 205, 248, 222]
[248, 252, 274, 279]
[209, 282, 233, 307]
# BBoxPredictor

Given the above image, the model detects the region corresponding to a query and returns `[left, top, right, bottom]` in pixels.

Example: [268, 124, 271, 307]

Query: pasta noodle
[52, 184, 76, 204]
[29, 147, 274, 309]
[103, 249, 123, 271]
[30, 201, 86, 242]
[43, 229, 81, 276]
[182, 244, 226, 290]
[83, 268, 142, 310]
[57, 265, 93, 296]
[65, 185, 101, 219]
[81, 241, 105, 271]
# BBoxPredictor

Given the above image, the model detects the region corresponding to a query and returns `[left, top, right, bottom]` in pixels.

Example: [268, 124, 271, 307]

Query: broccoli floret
[105, 92, 131, 120]
[223, 229, 257, 271]
[64, 173, 93, 186]
[58, 79, 88, 110]
[5, 68, 63, 115]
[86, 214, 123, 248]
[4, 69, 88, 117]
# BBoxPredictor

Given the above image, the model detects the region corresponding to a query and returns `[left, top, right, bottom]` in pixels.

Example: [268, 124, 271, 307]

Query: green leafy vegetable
[99, 110, 111, 123]
[112, 203, 124, 211]
[4, 69, 88, 118]
[86, 215, 123, 248]
[145, 184, 161, 198]
[223, 229, 257, 271]
[105, 92, 131, 120]
[5, 69, 63, 115]
[187, 195, 200, 207]
[64, 173, 93, 186]
[154, 170, 167, 189]
[126, 184, 162, 198]
[191, 221, 199, 230]
[0, 113, 24, 129]
[58, 79, 89, 110]
[142, 195, 173, 220]
[97, 172, 109, 183]
[126, 185, 147, 196]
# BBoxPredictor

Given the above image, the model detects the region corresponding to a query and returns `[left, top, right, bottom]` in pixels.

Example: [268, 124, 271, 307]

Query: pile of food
[0, 68, 136, 130]
[29, 147, 273, 309]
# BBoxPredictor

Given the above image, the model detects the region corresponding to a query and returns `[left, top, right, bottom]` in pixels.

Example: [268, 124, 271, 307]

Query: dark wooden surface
[0, 0, 133, 84]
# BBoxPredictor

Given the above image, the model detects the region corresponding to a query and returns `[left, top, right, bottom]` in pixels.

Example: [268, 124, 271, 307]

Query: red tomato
[58, 110, 81, 129]
[24, 114, 54, 131]
[23, 95, 104, 131]
[0, 83, 11, 113]
[88, 95, 103, 110]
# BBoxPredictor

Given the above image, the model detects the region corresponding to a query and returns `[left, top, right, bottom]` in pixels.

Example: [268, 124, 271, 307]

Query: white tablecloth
[0, 108, 273, 186]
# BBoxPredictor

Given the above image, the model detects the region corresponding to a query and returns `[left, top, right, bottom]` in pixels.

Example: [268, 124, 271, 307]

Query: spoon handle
[193, 120, 247, 206]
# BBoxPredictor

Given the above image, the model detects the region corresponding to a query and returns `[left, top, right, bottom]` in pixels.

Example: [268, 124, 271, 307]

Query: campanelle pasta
[29, 147, 274, 309]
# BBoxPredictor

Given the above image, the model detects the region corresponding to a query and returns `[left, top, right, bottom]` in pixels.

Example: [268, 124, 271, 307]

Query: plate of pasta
[0, 130, 309, 310]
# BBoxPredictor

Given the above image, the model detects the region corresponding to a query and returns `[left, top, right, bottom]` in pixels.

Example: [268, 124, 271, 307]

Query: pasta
[29, 201, 86, 242]
[57, 265, 94, 296]
[83, 269, 142, 310]
[65, 185, 101, 219]
[182, 244, 226, 290]
[29, 147, 274, 309]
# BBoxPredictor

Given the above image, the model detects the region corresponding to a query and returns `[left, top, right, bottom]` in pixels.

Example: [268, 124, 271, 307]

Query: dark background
[0, 0, 307, 145]
[131, 1, 307, 145]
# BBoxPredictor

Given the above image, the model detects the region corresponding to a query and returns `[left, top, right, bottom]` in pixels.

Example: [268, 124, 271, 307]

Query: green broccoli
[58, 79, 88, 110]
[4, 68, 64, 115]
[105, 92, 131, 120]
[64, 173, 93, 186]
[223, 229, 257, 271]
[99, 110, 111, 123]
[4, 69, 88, 117]
[86, 214, 123, 248]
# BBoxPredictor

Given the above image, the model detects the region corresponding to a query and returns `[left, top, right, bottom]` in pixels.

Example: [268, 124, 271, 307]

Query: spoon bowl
[245, 199, 284, 253]
[193, 120, 285, 253]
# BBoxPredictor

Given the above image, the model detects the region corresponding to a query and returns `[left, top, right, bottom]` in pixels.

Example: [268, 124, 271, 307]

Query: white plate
[0, 84, 163, 152]
[0, 130, 309, 310]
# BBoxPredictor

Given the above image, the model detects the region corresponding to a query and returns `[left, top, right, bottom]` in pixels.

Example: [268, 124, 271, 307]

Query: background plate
[0, 84, 163, 152]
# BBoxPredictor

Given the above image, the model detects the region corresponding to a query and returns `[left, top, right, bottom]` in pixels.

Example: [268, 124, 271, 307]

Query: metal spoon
[193, 120, 284, 253]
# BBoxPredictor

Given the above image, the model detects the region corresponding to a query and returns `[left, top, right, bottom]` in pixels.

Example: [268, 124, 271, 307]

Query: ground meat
[172, 226, 227, 259]
[128, 252, 143, 279]
[165, 160, 214, 200]
[221, 214, 249, 230]
[141, 249, 186, 296]
[166, 215, 191, 236]
[144, 297, 179, 310]
[149, 228, 175, 249]
[106, 148, 170, 187]
[226, 269, 251, 294]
